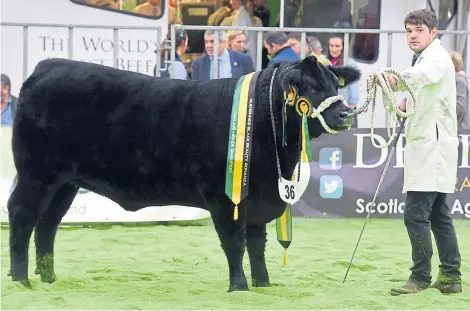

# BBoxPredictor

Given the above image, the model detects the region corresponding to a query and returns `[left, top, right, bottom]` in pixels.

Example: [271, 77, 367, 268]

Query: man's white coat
[395, 38, 458, 194]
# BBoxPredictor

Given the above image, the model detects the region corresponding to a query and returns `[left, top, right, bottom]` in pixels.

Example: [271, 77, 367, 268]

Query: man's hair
[1, 74, 11, 89]
[264, 31, 288, 46]
[404, 8, 438, 31]
[204, 29, 226, 41]
[286, 32, 301, 41]
[308, 36, 322, 51]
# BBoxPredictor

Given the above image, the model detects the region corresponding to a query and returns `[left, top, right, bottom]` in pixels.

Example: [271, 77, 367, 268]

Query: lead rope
[353, 68, 420, 148]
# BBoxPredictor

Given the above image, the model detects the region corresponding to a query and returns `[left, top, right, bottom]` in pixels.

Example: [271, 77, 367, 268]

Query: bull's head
[276, 55, 361, 138]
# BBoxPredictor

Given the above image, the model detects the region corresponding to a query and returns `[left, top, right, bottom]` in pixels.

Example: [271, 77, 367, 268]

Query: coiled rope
[353, 68, 420, 148]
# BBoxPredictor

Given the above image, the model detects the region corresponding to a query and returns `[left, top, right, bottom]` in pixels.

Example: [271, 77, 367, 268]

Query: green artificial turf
[1, 217, 469, 310]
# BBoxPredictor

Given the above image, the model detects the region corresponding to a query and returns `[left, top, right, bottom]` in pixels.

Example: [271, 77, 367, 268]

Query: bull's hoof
[12, 277, 32, 289]
[252, 279, 271, 287]
[228, 283, 249, 292]
[40, 271, 57, 284]
[36, 254, 56, 283]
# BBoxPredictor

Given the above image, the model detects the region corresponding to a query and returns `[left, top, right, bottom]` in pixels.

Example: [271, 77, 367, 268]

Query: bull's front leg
[211, 204, 249, 292]
[246, 223, 270, 287]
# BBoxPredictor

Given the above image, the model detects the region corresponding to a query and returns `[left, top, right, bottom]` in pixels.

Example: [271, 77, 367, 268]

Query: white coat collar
[414, 38, 441, 65]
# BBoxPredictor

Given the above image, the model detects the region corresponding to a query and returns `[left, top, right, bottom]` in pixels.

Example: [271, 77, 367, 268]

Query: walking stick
[342, 117, 407, 283]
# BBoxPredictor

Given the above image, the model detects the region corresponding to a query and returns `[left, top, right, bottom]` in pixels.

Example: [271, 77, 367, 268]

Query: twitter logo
[319, 175, 343, 199]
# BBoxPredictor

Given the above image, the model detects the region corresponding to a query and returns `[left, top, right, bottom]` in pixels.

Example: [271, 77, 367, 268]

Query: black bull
[7, 57, 361, 291]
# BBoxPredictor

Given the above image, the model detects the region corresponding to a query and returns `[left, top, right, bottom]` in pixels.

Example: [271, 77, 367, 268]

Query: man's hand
[398, 98, 407, 112]
[386, 73, 397, 87]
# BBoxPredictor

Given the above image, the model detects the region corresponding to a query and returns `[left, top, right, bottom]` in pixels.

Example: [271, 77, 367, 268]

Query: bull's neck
[256, 66, 303, 180]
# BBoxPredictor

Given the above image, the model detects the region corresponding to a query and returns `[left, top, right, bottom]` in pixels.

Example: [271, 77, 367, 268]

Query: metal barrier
[168, 24, 469, 79]
[0, 22, 163, 80]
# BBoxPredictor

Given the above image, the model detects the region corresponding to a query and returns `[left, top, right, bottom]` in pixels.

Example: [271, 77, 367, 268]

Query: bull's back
[12, 59, 207, 207]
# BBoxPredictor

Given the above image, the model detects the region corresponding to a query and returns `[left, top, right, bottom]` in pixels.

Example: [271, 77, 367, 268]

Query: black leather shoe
[430, 281, 462, 294]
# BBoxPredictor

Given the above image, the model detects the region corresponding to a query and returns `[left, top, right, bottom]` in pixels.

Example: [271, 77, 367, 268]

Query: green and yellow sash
[225, 71, 260, 220]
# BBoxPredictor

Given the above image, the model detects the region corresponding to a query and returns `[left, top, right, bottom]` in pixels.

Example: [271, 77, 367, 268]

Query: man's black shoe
[430, 281, 462, 294]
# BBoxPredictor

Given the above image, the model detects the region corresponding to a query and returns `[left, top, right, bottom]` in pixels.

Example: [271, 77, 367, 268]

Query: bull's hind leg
[34, 184, 78, 283]
[211, 204, 249, 292]
[8, 176, 60, 288]
[246, 223, 270, 287]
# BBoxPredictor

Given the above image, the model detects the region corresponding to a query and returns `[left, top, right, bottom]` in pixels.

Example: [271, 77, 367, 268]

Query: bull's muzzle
[338, 110, 354, 128]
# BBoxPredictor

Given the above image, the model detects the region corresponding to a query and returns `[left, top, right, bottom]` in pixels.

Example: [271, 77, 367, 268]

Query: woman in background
[226, 31, 247, 53]
[449, 51, 469, 130]
[154, 27, 189, 80]
[326, 34, 360, 127]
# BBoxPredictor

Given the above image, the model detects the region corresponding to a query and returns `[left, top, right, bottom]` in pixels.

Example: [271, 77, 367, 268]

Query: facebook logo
[319, 175, 343, 199]
[319, 147, 342, 170]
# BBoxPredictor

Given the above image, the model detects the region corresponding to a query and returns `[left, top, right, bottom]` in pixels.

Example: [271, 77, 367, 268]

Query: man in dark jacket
[263, 31, 300, 65]
[192, 29, 255, 80]
[1, 74, 18, 127]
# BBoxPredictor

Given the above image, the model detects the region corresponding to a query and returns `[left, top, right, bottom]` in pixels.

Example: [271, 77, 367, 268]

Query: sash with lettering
[225, 71, 260, 220]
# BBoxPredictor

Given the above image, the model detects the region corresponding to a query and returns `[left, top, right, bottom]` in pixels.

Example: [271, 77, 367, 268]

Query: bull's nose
[339, 111, 354, 119]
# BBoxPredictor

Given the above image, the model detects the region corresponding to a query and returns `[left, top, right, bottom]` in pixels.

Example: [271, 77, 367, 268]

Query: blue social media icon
[319, 147, 342, 170]
[319, 175, 343, 199]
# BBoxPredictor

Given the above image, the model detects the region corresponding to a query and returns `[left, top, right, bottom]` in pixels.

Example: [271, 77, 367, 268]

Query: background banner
[1, 128, 469, 222]
[291, 128, 470, 220]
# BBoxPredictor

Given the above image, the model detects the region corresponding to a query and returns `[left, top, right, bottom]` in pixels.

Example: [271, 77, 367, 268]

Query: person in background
[220, 0, 262, 68]
[263, 31, 299, 65]
[326, 34, 359, 125]
[286, 32, 311, 57]
[192, 30, 254, 81]
[133, 0, 162, 16]
[154, 27, 189, 80]
[252, 0, 270, 26]
[207, 0, 232, 26]
[1, 74, 18, 127]
[226, 31, 247, 53]
[449, 51, 470, 129]
[308, 36, 332, 66]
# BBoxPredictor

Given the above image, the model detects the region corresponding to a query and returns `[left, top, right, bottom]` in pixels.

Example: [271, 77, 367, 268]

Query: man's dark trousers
[404, 191, 462, 287]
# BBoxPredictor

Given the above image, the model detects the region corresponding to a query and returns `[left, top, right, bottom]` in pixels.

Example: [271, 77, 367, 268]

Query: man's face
[264, 42, 281, 56]
[230, 0, 241, 9]
[406, 23, 436, 53]
[287, 38, 310, 56]
[204, 34, 226, 57]
[287, 38, 300, 55]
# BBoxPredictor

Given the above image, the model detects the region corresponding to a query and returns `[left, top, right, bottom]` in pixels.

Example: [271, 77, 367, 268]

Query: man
[1, 74, 17, 127]
[286, 32, 311, 57]
[386, 8, 462, 296]
[263, 31, 299, 65]
[191, 30, 254, 81]
[308, 36, 332, 66]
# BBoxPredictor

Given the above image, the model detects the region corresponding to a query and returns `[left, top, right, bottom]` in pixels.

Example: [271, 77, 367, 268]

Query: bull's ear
[279, 56, 321, 93]
[328, 65, 362, 88]
[279, 65, 300, 95]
